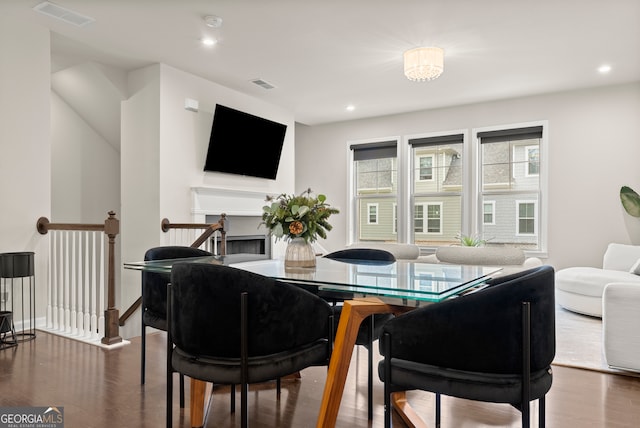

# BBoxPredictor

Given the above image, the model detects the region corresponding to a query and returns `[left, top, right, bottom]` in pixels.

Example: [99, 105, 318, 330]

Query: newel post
[102, 211, 122, 345]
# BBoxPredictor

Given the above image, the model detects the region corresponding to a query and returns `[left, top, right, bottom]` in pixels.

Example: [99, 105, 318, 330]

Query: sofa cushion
[435, 246, 525, 266]
[555, 267, 640, 297]
[630, 259, 640, 275]
[602, 243, 640, 271]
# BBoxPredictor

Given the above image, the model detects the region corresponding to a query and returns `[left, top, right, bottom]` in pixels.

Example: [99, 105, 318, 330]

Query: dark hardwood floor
[1, 331, 639, 427]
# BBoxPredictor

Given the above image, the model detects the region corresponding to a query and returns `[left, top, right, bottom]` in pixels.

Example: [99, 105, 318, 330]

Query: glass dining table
[124, 254, 501, 428]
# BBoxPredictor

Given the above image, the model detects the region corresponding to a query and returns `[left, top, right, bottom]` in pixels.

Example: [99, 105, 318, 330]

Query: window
[367, 203, 378, 224]
[409, 134, 463, 245]
[525, 145, 539, 176]
[348, 123, 546, 254]
[517, 201, 536, 235]
[414, 204, 424, 233]
[351, 140, 398, 242]
[483, 201, 495, 225]
[418, 155, 434, 180]
[393, 203, 398, 234]
[478, 125, 544, 250]
[414, 203, 442, 234]
[426, 203, 442, 233]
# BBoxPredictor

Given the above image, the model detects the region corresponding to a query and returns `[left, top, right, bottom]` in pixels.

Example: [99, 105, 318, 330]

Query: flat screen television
[204, 104, 287, 180]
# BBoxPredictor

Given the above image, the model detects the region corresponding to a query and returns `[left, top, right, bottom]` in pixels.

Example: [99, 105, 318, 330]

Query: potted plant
[620, 186, 640, 218]
[454, 232, 488, 247]
[262, 189, 339, 267]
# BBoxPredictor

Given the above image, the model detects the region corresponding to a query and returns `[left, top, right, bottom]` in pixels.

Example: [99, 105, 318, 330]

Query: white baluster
[97, 232, 105, 340]
[62, 232, 69, 332]
[90, 231, 98, 340]
[47, 232, 54, 329]
[83, 232, 91, 339]
[70, 231, 77, 335]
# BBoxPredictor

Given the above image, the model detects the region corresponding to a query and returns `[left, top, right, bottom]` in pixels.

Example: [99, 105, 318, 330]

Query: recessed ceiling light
[204, 15, 223, 28]
[597, 64, 612, 74]
[346, 105, 355, 112]
[201, 37, 217, 47]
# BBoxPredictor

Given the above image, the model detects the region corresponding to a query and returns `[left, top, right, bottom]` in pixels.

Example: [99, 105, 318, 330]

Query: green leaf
[318, 194, 326, 203]
[620, 186, 640, 218]
[297, 206, 310, 217]
[291, 204, 299, 215]
[272, 223, 284, 237]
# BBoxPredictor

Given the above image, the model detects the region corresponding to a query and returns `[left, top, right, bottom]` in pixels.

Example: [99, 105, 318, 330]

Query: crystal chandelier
[403, 47, 444, 82]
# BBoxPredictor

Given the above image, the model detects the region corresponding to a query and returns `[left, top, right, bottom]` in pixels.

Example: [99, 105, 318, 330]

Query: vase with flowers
[262, 188, 339, 268]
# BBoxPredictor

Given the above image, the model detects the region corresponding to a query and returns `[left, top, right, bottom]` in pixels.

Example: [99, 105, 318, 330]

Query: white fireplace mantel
[191, 186, 270, 222]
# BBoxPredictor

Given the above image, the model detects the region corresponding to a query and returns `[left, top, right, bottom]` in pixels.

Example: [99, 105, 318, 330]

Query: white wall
[119, 63, 296, 338]
[295, 82, 640, 270]
[51, 91, 120, 222]
[0, 18, 51, 320]
[158, 64, 295, 224]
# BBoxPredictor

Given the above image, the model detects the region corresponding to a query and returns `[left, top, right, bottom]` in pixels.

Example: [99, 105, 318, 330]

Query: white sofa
[603, 282, 640, 372]
[420, 246, 542, 276]
[555, 243, 640, 317]
[346, 242, 421, 260]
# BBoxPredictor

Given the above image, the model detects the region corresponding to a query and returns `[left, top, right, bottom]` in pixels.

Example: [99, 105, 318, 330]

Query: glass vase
[284, 237, 316, 268]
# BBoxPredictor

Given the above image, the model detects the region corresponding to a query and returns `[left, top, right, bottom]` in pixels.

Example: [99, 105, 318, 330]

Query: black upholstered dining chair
[166, 262, 334, 428]
[378, 265, 556, 428]
[324, 247, 396, 420]
[141, 246, 212, 407]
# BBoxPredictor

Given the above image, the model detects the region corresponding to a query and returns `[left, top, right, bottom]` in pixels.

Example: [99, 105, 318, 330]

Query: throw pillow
[630, 258, 640, 275]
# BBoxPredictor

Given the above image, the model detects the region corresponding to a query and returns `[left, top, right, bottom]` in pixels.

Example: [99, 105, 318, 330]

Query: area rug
[553, 304, 640, 377]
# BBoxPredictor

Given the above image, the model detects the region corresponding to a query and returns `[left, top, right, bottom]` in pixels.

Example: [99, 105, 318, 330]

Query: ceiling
[7, 0, 640, 125]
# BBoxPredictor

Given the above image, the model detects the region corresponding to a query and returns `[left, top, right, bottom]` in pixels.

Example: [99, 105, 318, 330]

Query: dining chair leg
[230, 384, 236, 412]
[241, 383, 248, 428]
[240, 292, 249, 428]
[367, 315, 374, 420]
[383, 332, 391, 428]
[539, 396, 546, 428]
[141, 323, 146, 385]
[179, 374, 185, 408]
[435, 392, 441, 428]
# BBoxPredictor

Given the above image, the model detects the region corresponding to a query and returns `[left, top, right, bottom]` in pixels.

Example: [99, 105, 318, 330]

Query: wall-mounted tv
[204, 104, 287, 180]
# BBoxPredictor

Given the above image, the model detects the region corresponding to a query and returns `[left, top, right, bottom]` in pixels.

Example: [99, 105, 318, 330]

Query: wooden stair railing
[118, 214, 227, 327]
[160, 213, 227, 254]
[37, 211, 122, 345]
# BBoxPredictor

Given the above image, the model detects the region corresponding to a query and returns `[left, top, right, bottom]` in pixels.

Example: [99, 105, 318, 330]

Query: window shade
[350, 141, 397, 161]
[409, 133, 464, 147]
[477, 126, 542, 144]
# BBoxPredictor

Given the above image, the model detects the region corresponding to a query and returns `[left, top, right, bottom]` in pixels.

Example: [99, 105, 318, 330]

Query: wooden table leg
[316, 298, 400, 428]
[190, 379, 206, 428]
[391, 391, 429, 428]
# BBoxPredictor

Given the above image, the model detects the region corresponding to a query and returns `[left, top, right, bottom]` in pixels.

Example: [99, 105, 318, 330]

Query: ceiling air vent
[33, 2, 95, 27]
[250, 79, 276, 90]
